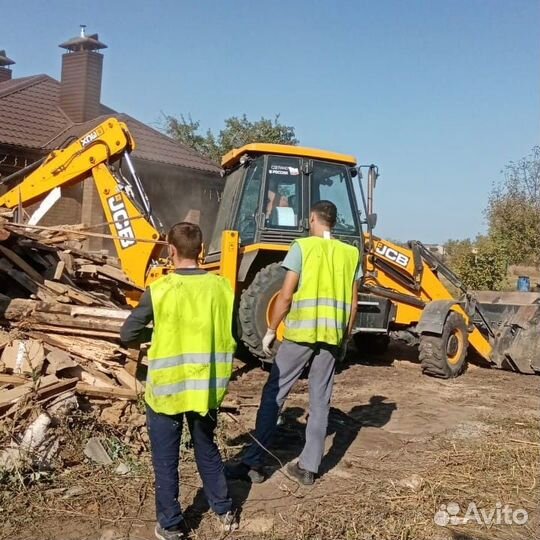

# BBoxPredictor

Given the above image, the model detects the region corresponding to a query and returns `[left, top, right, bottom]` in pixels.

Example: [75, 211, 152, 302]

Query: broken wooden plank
[53, 260, 65, 281]
[96, 264, 139, 288]
[0, 373, 29, 386]
[60, 365, 117, 388]
[113, 367, 144, 392]
[58, 251, 74, 274]
[36, 377, 78, 401]
[0, 373, 58, 408]
[0, 298, 127, 333]
[76, 382, 139, 400]
[26, 324, 120, 339]
[43, 280, 96, 306]
[27, 331, 122, 363]
[0, 383, 33, 408]
[45, 348, 78, 373]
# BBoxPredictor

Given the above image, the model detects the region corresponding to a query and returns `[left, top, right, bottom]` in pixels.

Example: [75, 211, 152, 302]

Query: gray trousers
[242, 339, 336, 474]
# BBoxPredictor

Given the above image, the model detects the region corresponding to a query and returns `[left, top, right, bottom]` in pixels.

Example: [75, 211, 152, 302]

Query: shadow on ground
[218, 394, 396, 521]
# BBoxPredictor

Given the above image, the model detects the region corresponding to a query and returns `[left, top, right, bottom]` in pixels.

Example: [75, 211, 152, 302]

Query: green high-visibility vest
[145, 272, 236, 415]
[284, 236, 359, 345]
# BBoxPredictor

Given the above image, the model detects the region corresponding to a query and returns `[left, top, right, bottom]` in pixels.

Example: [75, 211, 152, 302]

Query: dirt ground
[2, 344, 539, 540]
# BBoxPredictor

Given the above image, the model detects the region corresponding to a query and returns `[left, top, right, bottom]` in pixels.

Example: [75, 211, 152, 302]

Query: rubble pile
[0, 217, 146, 421]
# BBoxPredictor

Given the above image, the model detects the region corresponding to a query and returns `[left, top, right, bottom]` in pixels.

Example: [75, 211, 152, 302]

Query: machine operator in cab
[120, 222, 238, 540]
[226, 200, 361, 485]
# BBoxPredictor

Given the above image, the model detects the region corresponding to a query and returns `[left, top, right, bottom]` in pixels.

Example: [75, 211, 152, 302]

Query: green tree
[162, 113, 298, 163]
[444, 236, 508, 291]
[486, 146, 540, 265]
[161, 114, 219, 159]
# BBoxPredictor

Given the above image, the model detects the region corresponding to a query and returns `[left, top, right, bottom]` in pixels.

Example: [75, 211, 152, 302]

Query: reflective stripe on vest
[290, 298, 351, 312]
[145, 272, 236, 415]
[284, 237, 359, 345]
[286, 318, 346, 330]
[152, 377, 231, 397]
[148, 352, 234, 372]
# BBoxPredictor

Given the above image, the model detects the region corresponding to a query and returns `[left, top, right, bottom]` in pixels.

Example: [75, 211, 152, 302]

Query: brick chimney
[0, 50, 15, 83]
[58, 26, 107, 122]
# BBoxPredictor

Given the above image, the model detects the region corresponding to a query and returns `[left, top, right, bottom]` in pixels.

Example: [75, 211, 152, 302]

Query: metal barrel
[517, 276, 531, 292]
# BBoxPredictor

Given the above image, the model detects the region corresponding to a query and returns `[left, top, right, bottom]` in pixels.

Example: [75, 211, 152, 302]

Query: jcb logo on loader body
[108, 195, 136, 249]
[375, 243, 410, 268]
[80, 127, 104, 147]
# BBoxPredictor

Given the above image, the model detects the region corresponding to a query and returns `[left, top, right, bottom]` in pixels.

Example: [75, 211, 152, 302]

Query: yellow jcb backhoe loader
[1, 117, 538, 378]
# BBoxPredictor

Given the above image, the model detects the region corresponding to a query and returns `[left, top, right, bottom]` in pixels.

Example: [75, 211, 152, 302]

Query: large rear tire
[419, 311, 468, 378]
[238, 263, 286, 359]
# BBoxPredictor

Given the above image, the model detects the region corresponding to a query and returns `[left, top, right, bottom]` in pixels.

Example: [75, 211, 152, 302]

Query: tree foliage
[163, 113, 298, 163]
[444, 236, 508, 291]
[444, 146, 539, 290]
[486, 146, 540, 265]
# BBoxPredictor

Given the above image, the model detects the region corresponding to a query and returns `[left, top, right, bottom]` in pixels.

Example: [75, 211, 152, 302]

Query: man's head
[167, 222, 202, 263]
[310, 200, 337, 233]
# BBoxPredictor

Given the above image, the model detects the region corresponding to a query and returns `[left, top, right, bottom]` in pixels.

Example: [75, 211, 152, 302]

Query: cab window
[265, 156, 301, 228]
[311, 161, 358, 235]
[234, 157, 264, 244]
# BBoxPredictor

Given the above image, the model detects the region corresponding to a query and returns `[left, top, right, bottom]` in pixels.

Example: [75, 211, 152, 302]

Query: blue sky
[2, 0, 539, 242]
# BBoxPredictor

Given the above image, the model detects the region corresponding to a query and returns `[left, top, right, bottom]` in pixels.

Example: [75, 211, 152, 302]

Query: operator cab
[207, 143, 363, 256]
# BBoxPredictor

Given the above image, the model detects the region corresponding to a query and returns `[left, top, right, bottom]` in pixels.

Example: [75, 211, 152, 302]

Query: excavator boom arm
[0, 117, 163, 289]
[363, 235, 494, 362]
[0, 118, 134, 209]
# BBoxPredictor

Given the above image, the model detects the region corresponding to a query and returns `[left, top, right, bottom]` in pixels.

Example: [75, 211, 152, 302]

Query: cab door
[306, 159, 363, 249]
[257, 155, 306, 244]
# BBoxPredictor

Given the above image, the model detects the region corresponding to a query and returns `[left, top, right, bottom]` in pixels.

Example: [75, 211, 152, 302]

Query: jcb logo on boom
[375, 243, 410, 268]
[80, 127, 104, 147]
[108, 195, 136, 249]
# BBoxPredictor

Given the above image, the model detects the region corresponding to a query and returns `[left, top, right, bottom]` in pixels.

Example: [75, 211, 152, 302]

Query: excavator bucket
[474, 291, 540, 374]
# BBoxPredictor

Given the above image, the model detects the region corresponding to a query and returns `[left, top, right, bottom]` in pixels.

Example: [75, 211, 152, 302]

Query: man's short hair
[167, 222, 202, 259]
[311, 200, 337, 228]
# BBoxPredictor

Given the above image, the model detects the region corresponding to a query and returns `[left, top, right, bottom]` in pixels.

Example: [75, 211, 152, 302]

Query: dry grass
[0, 406, 537, 540]
[234, 416, 539, 540]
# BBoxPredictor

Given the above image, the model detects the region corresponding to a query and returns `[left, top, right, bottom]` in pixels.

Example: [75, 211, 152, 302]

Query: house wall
[131, 158, 223, 243]
[61, 158, 224, 255]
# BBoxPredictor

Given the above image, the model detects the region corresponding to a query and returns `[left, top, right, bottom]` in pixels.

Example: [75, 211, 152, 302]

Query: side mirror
[367, 213, 377, 229]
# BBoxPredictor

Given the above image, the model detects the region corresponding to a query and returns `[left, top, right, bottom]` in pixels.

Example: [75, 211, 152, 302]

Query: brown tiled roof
[0, 75, 219, 173]
[0, 75, 70, 149]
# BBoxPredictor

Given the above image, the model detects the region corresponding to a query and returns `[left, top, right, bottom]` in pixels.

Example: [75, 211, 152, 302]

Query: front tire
[419, 311, 468, 378]
[238, 263, 286, 359]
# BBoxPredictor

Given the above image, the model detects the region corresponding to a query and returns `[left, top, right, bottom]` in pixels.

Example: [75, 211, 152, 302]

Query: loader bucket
[474, 291, 540, 374]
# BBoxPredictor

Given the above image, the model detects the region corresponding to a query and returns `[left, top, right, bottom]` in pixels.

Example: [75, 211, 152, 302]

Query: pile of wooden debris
[0, 218, 145, 419]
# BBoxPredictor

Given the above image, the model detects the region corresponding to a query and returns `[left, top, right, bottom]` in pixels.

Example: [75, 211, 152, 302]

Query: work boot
[154, 523, 186, 540]
[286, 461, 315, 485]
[225, 462, 265, 483]
[217, 510, 239, 532]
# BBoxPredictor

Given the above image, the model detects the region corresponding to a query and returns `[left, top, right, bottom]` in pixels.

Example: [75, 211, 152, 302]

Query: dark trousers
[146, 404, 232, 530]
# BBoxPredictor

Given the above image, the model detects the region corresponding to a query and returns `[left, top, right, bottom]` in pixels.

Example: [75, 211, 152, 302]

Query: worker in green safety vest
[120, 222, 238, 540]
[226, 200, 360, 486]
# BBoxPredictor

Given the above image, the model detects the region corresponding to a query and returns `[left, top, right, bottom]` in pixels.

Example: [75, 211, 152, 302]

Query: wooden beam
[76, 382, 139, 400]
[0, 373, 29, 386]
